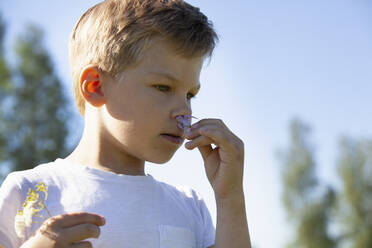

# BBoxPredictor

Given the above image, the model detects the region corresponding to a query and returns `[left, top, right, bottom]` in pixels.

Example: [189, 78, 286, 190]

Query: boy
[0, 0, 251, 247]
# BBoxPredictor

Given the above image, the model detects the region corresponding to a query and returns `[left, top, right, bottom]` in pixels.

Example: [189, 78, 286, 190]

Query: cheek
[104, 86, 168, 136]
[105, 89, 141, 120]
[139, 90, 170, 117]
[101, 113, 132, 141]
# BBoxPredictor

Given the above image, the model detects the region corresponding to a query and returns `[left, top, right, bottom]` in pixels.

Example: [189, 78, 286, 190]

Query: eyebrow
[147, 71, 201, 91]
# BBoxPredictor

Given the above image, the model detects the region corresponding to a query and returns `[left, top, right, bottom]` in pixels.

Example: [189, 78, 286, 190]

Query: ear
[79, 65, 106, 108]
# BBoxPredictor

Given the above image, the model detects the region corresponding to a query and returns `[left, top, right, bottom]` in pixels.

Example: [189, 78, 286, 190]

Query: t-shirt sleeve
[198, 196, 215, 248]
[0, 173, 24, 248]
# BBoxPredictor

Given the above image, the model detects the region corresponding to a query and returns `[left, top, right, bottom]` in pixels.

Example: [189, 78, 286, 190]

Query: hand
[21, 212, 105, 248]
[184, 118, 245, 200]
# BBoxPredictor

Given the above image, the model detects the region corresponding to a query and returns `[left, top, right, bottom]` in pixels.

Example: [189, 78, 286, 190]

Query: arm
[212, 192, 251, 248]
[184, 118, 252, 248]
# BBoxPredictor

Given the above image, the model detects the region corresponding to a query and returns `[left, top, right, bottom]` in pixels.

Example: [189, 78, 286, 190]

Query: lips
[161, 134, 183, 144]
[165, 134, 179, 138]
[162, 132, 184, 139]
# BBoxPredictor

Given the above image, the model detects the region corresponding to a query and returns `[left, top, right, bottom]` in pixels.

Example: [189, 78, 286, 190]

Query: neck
[65, 115, 145, 176]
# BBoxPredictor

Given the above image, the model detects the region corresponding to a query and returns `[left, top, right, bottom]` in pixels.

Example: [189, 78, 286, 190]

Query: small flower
[176, 115, 198, 131]
[35, 182, 48, 201]
[14, 212, 26, 238]
[15, 182, 52, 238]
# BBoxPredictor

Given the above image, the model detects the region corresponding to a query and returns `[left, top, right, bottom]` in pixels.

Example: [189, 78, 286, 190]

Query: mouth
[163, 133, 181, 138]
[161, 134, 183, 144]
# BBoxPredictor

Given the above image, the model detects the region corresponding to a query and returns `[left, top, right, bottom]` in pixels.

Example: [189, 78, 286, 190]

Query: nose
[171, 107, 192, 119]
[173, 104, 193, 131]
[171, 101, 192, 120]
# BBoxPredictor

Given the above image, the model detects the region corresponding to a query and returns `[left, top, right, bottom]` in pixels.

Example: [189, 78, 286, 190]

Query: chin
[147, 150, 177, 164]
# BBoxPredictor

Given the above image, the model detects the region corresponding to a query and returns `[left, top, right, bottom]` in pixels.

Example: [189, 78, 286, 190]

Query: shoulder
[1, 159, 64, 194]
[8, 160, 56, 179]
[155, 180, 206, 209]
[174, 184, 204, 202]
[157, 180, 202, 199]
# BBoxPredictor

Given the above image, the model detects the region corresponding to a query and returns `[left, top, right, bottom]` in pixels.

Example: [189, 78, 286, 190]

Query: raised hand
[21, 212, 105, 248]
[184, 118, 245, 200]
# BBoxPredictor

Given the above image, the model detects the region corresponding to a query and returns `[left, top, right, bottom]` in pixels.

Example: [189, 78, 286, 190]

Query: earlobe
[79, 66, 106, 107]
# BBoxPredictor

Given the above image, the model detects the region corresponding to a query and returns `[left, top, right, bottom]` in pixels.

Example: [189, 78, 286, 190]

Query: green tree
[279, 119, 337, 248]
[335, 137, 372, 248]
[0, 13, 11, 91]
[0, 14, 13, 181]
[0, 13, 11, 90]
[280, 119, 372, 248]
[0, 23, 70, 179]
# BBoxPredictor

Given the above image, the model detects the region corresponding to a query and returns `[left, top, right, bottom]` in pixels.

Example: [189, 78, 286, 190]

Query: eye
[154, 85, 170, 92]
[154, 85, 197, 100]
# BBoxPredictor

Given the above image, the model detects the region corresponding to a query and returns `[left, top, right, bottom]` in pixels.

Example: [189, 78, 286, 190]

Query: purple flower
[176, 115, 198, 131]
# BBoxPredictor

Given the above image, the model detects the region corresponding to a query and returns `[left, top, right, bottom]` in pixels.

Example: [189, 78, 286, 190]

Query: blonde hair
[69, 0, 219, 116]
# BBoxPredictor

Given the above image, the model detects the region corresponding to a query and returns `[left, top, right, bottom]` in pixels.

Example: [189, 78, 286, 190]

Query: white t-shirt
[0, 158, 216, 248]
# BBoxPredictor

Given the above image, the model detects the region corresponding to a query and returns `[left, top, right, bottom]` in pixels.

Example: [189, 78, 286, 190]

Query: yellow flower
[35, 182, 48, 201]
[14, 182, 52, 238]
[23, 199, 40, 227]
[14, 213, 26, 238]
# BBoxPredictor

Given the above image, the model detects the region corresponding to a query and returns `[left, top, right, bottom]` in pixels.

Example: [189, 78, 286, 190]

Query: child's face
[100, 37, 203, 164]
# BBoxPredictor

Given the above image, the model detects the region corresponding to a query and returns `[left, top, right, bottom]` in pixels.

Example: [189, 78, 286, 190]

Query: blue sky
[1, 0, 371, 247]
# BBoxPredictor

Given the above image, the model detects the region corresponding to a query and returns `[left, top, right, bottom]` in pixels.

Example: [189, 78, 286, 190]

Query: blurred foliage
[279, 119, 336, 248]
[279, 119, 372, 248]
[280, 120, 318, 220]
[0, 13, 13, 180]
[0, 16, 71, 182]
[336, 138, 372, 247]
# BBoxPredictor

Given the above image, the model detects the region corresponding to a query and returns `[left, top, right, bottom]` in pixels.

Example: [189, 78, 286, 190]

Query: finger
[71, 241, 93, 248]
[192, 118, 227, 130]
[185, 123, 216, 140]
[184, 123, 201, 139]
[186, 134, 214, 162]
[63, 223, 101, 243]
[198, 127, 233, 150]
[191, 119, 241, 144]
[55, 212, 105, 228]
[185, 134, 214, 150]
[197, 143, 214, 162]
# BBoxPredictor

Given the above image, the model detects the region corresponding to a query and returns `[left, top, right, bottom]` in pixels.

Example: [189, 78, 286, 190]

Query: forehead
[132, 37, 204, 87]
